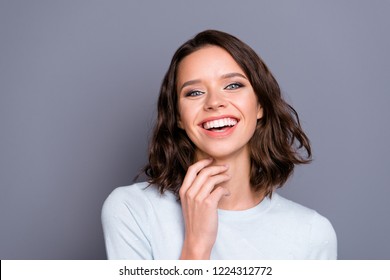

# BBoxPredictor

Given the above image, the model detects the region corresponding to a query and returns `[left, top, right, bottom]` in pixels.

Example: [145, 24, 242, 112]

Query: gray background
[1, 0, 389, 259]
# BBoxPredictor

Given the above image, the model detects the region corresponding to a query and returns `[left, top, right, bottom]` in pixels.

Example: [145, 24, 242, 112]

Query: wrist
[180, 240, 212, 260]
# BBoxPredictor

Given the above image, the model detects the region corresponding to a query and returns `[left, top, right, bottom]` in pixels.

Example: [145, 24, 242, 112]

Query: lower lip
[201, 124, 238, 138]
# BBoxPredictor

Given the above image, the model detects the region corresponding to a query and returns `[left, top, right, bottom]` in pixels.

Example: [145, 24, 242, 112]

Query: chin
[198, 146, 246, 161]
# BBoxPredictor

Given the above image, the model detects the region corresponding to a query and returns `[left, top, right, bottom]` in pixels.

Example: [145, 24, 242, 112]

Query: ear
[257, 104, 263, 120]
[177, 116, 184, 129]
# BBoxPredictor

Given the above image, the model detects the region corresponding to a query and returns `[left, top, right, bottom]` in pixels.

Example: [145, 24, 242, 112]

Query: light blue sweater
[101, 182, 337, 259]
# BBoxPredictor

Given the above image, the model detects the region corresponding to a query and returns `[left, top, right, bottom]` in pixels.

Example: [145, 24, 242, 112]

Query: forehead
[177, 46, 244, 82]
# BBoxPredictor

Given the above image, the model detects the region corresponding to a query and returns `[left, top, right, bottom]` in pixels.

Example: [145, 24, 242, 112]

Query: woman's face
[176, 46, 263, 160]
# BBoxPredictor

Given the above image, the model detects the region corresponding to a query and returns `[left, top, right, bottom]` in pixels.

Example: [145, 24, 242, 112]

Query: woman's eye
[185, 90, 204, 97]
[224, 83, 243, 90]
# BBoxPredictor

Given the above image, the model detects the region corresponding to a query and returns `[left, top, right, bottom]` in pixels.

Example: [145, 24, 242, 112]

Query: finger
[179, 158, 213, 198]
[206, 186, 231, 208]
[184, 165, 229, 198]
[189, 173, 231, 202]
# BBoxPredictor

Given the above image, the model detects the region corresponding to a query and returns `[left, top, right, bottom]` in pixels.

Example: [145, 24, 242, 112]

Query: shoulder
[102, 182, 151, 212]
[271, 193, 337, 259]
[101, 182, 178, 223]
[102, 183, 156, 223]
[103, 182, 159, 206]
[308, 211, 338, 259]
[271, 193, 319, 221]
[101, 182, 173, 259]
[101, 182, 150, 225]
[272, 193, 336, 235]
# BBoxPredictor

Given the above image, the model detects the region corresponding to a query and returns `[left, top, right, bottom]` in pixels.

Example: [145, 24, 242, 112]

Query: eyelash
[185, 90, 204, 97]
[185, 83, 244, 97]
[224, 82, 243, 90]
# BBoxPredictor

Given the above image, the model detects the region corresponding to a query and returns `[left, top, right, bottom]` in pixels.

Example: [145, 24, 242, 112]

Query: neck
[195, 148, 264, 210]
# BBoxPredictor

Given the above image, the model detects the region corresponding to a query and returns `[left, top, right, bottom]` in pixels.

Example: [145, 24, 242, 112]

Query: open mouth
[201, 117, 239, 132]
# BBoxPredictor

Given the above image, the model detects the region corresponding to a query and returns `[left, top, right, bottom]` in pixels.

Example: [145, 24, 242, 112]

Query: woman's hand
[179, 158, 231, 259]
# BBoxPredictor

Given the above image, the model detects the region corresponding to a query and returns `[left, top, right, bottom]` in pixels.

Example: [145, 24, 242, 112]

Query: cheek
[236, 97, 260, 117]
[247, 95, 262, 119]
[177, 105, 194, 130]
[178, 100, 204, 126]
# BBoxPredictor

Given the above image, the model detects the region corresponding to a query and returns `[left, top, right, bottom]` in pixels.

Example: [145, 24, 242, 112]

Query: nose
[204, 90, 227, 111]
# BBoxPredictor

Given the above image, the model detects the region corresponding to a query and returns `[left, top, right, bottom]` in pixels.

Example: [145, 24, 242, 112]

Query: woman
[101, 30, 337, 259]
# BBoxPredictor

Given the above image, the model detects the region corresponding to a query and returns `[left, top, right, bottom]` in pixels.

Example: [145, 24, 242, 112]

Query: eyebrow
[179, 79, 202, 92]
[220, 72, 248, 80]
[179, 72, 248, 92]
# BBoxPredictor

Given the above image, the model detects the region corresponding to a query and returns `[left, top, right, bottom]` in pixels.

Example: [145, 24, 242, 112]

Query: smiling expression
[177, 46, 263, 160]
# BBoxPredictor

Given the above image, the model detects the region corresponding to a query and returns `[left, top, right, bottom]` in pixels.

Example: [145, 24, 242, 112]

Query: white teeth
[203, 118, 238, 130]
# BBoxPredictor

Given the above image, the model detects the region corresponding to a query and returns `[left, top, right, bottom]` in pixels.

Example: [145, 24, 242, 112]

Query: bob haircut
[142, 29, 311, 197]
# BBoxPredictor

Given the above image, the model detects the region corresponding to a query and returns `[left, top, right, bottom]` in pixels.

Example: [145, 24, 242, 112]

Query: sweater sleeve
[101, 187, 153, 260]
[308, 211, 338, 259]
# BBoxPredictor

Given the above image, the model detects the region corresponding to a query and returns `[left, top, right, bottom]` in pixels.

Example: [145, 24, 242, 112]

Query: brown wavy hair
[141, 29, 311, 197]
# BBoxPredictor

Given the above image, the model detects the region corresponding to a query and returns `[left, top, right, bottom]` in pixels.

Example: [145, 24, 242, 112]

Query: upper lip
[198, 115, 240, 127]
